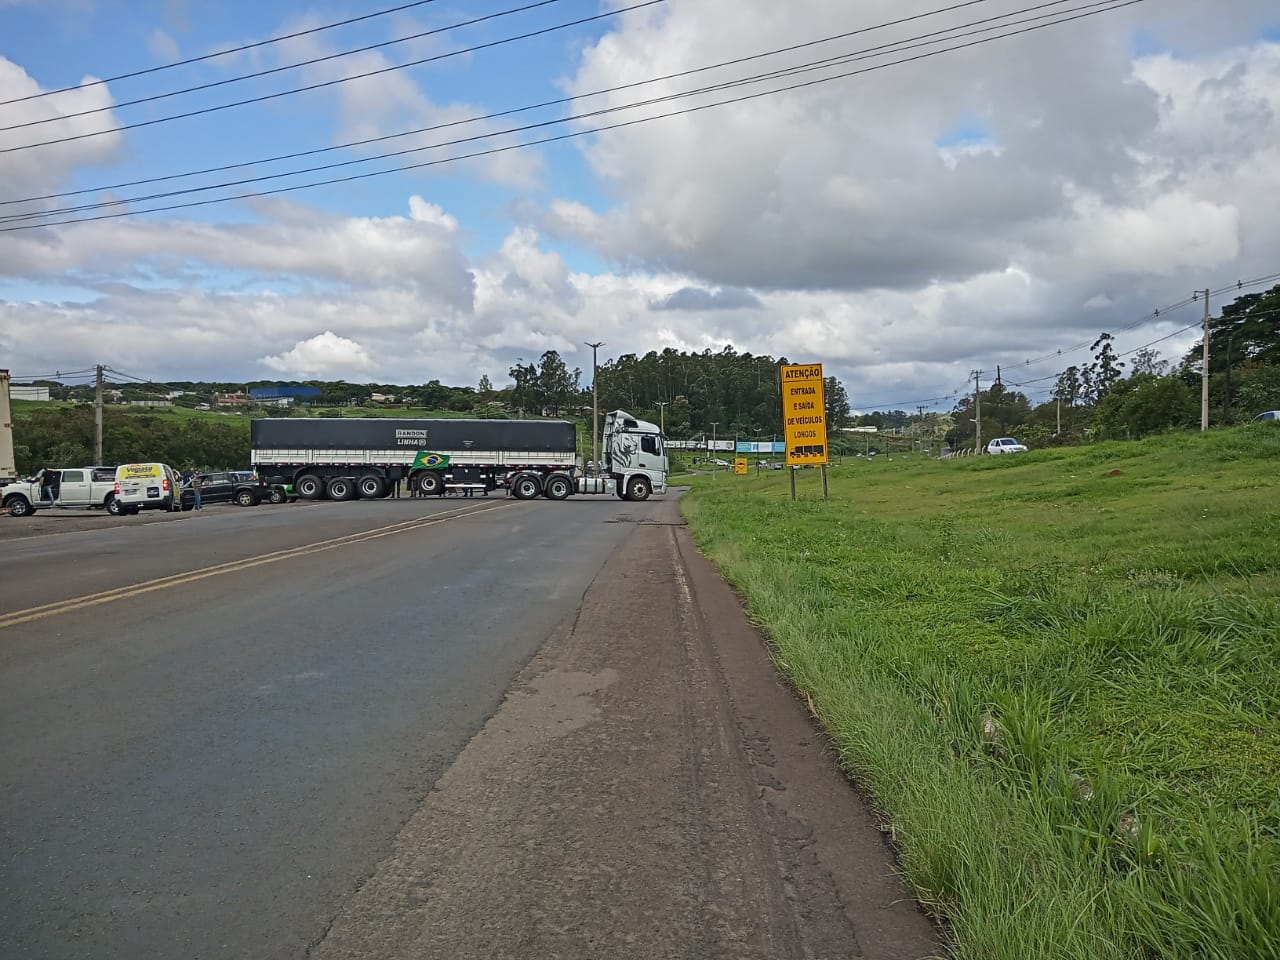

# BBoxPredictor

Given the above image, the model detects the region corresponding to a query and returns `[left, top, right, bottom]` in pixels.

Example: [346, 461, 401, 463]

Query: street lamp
[656, 400, 669, 435]
[585, 341, 604, 472]
[710, 421, 718, 475]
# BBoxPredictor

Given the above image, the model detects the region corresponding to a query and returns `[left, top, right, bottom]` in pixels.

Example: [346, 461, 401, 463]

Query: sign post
[780, 363, 829, 501]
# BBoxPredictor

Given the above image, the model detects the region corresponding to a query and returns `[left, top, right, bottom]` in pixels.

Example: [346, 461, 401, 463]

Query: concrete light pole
[710, 422, 718, 476]
[656, 401, 669, 435]
[585, 341, 604, 470]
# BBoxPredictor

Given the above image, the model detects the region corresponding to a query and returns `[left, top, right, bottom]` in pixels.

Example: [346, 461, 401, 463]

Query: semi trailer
[250, 409, 668, 502]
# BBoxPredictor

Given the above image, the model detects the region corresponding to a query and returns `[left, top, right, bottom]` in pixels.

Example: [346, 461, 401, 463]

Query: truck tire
[267, 487, 287, 505]
[544, 474, 572, 500]
[358, 474, 386, 499]
[234, 489, 258, 507]
[626, 476, 652, 501]
[105, 495, 123, 516]
[512, 474, 541, 500]
[417, 471, 444, 496]
[5, 496, 33, 518]
[327, 477, 356, 501]
[296, 474, 323, 500]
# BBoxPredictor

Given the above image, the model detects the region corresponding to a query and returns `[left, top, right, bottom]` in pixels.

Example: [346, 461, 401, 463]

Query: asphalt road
[0, 496, 655, 959]
[1, 493, 940, 959]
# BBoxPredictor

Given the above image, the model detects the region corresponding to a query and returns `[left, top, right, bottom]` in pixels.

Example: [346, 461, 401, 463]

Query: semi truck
[250, 409, 668, 502]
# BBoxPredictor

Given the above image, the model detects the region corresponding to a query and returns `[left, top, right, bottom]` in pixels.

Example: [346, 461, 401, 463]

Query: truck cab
[602, 410, 668, 501]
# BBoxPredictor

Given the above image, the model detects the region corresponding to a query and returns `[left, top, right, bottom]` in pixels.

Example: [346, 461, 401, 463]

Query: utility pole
[973, 370, 982, 453]
[1200, 289, 1211, 431]
[1056, 394, 1062, 436]
[656, 400, 669, 435]
[710, 422, 718, 476]
[585, 341, 604, 469]
[94, 364, 105, 464]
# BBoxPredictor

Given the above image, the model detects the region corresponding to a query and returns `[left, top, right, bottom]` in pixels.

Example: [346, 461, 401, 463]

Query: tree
[824, 376, 851, 429]
[1129, 347, 1168, 377]
[1086, 333, 1124, 404]
[537, 350, 576, 416]
[1094, 373, 1197, 439]
[478, 374, 493, 393]
[508, 361, 538, 416]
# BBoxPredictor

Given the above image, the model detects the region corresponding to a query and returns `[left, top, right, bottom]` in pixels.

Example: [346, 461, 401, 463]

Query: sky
[0, 0, 1278, 413]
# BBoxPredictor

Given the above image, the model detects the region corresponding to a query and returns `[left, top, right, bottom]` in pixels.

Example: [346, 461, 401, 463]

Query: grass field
[682, 427, 1280, 960]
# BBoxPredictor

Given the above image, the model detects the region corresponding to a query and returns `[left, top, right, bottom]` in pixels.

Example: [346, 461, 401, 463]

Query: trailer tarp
[251, 417, 576, 454]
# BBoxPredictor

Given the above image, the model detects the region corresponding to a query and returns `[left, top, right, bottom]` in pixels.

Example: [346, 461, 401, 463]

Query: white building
[11, 385, 50, 401]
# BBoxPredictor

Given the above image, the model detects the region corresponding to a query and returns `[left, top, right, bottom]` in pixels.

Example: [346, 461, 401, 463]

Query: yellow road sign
[780, 363, 828, 466]
[733, 457, 748, 475]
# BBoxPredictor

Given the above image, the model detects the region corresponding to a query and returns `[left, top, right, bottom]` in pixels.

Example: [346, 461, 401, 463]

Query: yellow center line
[0, 500, 516, 631]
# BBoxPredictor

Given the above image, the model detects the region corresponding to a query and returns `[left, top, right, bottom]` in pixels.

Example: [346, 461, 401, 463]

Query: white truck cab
[599, 409, 668, 501]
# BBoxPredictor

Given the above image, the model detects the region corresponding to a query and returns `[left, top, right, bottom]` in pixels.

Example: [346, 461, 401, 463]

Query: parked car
[1251, 410, 1280, 422]
[986, 437, 1029, 455]
[180, 471, 280, 509]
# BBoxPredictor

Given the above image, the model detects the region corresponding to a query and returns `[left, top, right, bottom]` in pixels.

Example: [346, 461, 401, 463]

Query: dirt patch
[310, 497, 942, 960]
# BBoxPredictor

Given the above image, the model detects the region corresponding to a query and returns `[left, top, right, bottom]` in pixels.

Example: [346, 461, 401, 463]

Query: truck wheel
[626, 476, 652, 501]
[358, 474, 386, 499]
[105, 495, 123, 516]
[512, 475, 541, 500]
[327, 477, 356, 501]
[6, 496, 33, 518]
[296, 474, 323, 500]
[544, 474, 572, 500]
[235, 489, 258, 507]
[417, 471, 444, 496]
[267, 487, 286, 505]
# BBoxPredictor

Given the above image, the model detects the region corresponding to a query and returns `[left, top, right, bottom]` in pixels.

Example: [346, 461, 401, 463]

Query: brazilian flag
[412, 451, 450, 469]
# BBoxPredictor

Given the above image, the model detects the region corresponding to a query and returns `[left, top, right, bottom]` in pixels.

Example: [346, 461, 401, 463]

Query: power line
[0, 0, 1144, 231]
[0, 0, 568, 134]
[0, 0, 667, 155]
[2, 0, 1111, 223]
[0, 0, 443, 108]
[1, 0, 1030, 208]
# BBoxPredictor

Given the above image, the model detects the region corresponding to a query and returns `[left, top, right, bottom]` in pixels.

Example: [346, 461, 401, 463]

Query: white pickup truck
[2, 466, 123, 517]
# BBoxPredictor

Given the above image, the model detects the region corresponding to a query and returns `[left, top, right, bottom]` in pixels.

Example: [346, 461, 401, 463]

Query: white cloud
[262, 331, 376, 378]
[146, 28, 179, 62]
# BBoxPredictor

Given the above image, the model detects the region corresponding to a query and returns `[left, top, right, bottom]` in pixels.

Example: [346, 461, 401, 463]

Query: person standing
[191, 473, 203, 510]
[36, 468, 57, 506]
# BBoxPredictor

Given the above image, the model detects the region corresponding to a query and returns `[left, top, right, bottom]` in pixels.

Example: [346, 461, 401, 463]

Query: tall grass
[684, 425, 1280, 959]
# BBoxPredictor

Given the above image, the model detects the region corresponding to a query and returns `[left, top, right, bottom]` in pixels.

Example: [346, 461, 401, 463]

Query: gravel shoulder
[311, 496, 942, 960]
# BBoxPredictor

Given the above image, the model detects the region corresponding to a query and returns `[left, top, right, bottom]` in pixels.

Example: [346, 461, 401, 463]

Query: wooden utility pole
[94, 364, 104, 464]
[973, 370, 982, 453]
[1200, 289, 1211, 431]
[656, 400, 668, 435]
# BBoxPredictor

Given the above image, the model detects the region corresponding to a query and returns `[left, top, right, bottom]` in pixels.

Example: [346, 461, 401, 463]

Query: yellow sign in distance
[733, 457, 748, 475]
[780, 363, 829, 466]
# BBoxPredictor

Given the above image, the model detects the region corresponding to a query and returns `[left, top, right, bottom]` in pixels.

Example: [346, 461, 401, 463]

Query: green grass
[682, 426, 1280, 960]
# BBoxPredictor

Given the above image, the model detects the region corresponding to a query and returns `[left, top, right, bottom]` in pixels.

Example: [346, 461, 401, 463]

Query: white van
[114, 463, 182, 514]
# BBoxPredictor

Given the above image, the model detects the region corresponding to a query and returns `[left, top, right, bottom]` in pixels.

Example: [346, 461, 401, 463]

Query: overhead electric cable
[0, 0, 667, 154]
[1, 0, 1033, 208]
[0, 0, 569, 133]
[0, 0, 1116, 223]
[0, 0, 1143, 230]
[0, 0, 444, 108]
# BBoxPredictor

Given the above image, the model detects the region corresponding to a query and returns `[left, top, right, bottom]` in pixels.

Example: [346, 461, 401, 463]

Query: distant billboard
[735, 441, 786, 454]
[249, 385, 322, 400]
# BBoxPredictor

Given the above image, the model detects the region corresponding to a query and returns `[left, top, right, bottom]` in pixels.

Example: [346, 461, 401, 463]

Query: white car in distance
[986, 437, 1029, 455]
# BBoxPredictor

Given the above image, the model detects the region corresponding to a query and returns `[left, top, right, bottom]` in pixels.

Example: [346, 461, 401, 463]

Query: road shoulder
[311, 497, 943, 960]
